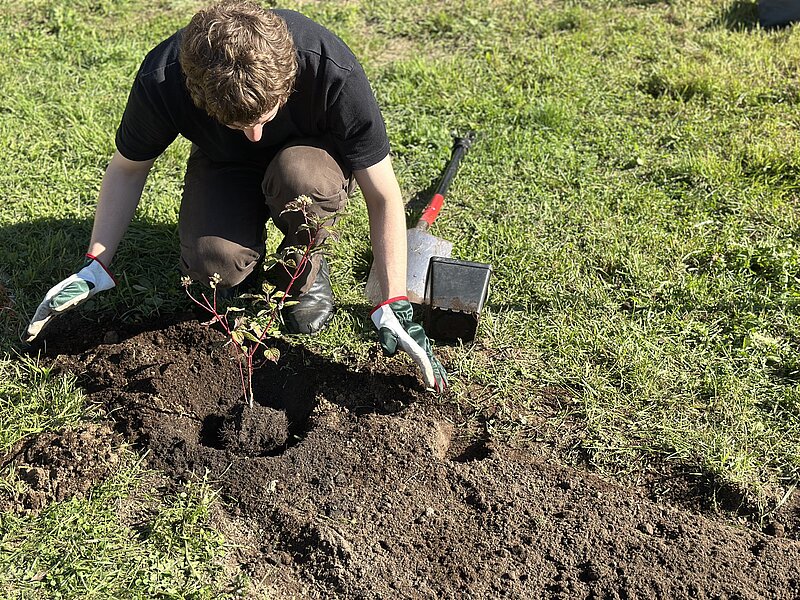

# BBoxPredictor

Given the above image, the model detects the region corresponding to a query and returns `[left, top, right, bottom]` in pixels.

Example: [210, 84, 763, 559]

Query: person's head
[179, 0, 297, 139]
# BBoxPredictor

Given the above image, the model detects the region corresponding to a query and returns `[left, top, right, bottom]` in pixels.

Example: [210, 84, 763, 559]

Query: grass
[0, 464, 237, 599]
[0, 355, 87, 452]
[0, 355, 242, 598]
[1, 0, 800, 594]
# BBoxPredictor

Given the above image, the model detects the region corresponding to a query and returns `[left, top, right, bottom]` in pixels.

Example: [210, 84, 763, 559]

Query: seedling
[182, 196, 332, 407]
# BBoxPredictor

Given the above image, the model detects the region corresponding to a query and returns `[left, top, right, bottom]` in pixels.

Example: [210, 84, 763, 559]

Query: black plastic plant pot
[424, 256, 492, 342]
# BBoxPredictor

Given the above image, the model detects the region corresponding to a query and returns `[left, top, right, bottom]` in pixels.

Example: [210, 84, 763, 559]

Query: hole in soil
[197, 362, 318, 457]
[200, 415, 225, 450]
[199, 403, 304, 458]
[452, 439, 491, 463]
[252, 369, 315, 436]
[48, 318, 426, 467]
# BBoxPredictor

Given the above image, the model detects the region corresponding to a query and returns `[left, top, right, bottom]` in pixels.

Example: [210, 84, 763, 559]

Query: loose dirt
[0, 422, 122, 512]
[9, 315, 800, 598]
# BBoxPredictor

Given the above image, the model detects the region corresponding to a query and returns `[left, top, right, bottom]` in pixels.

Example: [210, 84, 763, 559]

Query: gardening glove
[25, 254, 116, 342]
[371, 296, 448, 392]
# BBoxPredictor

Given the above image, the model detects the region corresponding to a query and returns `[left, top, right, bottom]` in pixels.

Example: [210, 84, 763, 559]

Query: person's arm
[88, 150, 156, 266]
[25, 151, 154, 342]
[355, 155, 448, 392]
[354, 154, 407, 302]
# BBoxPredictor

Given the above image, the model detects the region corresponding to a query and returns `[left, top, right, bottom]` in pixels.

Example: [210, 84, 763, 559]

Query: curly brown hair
[179, 1, 297, 125]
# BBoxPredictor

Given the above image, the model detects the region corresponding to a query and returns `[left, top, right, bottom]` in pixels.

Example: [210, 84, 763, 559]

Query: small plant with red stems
[182, 196, 332, 407]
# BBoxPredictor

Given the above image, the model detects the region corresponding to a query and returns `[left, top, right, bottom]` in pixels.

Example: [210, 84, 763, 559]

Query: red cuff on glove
[85, 253, 117, 284]
[370, 296, 408, 316]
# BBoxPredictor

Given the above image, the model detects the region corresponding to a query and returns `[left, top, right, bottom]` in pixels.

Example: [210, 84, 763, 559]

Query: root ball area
[220, 403, 289, 455]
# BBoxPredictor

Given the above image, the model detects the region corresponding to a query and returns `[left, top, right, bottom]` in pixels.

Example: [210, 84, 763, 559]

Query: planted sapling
[182, 195, 335, 407]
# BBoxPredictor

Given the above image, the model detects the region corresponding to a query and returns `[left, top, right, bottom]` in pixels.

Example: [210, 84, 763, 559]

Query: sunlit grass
[0, 1, 799, 595]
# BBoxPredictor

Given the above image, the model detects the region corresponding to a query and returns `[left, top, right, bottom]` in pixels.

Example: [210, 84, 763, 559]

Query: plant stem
[183, 203, 322, 408]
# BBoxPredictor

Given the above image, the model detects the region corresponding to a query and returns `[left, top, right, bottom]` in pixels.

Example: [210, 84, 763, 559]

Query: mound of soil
[20, 316, 800, 597]
[217, 403, 290, 455]
[0, 422, 122, 512]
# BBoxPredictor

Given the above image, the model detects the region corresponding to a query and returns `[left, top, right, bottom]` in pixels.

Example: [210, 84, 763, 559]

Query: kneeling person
[26, 0, 447, 392]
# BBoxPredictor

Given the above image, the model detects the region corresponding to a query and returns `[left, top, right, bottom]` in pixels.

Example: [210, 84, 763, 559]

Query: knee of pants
[263, 144, 348, 203]
[180, 236, 261, 288]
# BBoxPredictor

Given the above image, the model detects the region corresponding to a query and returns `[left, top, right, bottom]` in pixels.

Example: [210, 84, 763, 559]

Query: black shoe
[215, 267, 262, 301]
[283, 258, 334, 334]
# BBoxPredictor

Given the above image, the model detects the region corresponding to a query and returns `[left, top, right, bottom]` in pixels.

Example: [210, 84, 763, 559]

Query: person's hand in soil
[371, 297, 448, 392]
[25, 255, 116, 342]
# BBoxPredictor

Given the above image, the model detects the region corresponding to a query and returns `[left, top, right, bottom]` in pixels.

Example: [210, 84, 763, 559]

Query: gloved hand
[370, 296, 448, 392]
[26, 254, 116, 342]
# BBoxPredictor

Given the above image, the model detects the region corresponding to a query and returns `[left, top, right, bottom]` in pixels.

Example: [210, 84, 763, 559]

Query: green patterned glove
[26, 255, 116, 342]
[371, 296, 448, 392]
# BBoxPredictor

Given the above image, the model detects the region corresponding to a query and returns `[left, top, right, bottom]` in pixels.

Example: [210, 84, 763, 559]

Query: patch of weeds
[640, 70, 716, 102]
[140, 480, 230, 594]
[550, 8, 585, 33]
[0, 354, 87, 453]
[738, 141, 800, 188]
[683, 241, 800, 292]
[0, 461, 239, 599]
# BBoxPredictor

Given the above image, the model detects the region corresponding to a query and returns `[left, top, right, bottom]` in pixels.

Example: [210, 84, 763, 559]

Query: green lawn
[2, 0, 800, 596]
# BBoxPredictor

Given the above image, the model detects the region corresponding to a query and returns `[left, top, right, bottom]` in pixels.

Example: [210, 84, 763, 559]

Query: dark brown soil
[0, 422, 122, 512]
[13, 314, 800, 598]
[218, 403, 290, 455]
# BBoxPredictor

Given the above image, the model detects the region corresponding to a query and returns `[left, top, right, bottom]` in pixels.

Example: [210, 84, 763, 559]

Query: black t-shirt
[115, 9, 390, 170]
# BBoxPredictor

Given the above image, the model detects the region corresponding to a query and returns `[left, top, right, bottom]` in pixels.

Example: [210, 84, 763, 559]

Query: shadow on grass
[351, 173, 443, 284]
[706, 0, 759, 31]
[404, 175, 441, 220]
[0, 216, 182, 347]
[644, 462, 795, 533]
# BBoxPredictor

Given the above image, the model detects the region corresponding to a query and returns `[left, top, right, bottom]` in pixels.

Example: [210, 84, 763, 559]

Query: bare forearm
[366, 194, 406, 299]
[356, 156, 408, 300]
[88, 151, 154, 266]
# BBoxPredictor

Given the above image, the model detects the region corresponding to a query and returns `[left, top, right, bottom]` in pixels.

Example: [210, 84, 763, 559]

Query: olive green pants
[179, 139, 353, 293]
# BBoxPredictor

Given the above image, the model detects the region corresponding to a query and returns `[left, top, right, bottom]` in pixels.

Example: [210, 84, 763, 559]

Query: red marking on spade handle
[414, 132, 475, 231]
[418, 193, 445, 230]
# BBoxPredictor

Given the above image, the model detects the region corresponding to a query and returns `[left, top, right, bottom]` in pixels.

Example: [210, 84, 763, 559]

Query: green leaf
[242, 331, 261, 343]
[263, 256, 280, 271]
[263, 347, 281, 362]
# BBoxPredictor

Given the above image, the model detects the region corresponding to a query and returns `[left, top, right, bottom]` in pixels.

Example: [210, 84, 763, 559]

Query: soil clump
[11, 315, 800, 598]
[216, 403, 290, 456]
[0, 422, 122, 512]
